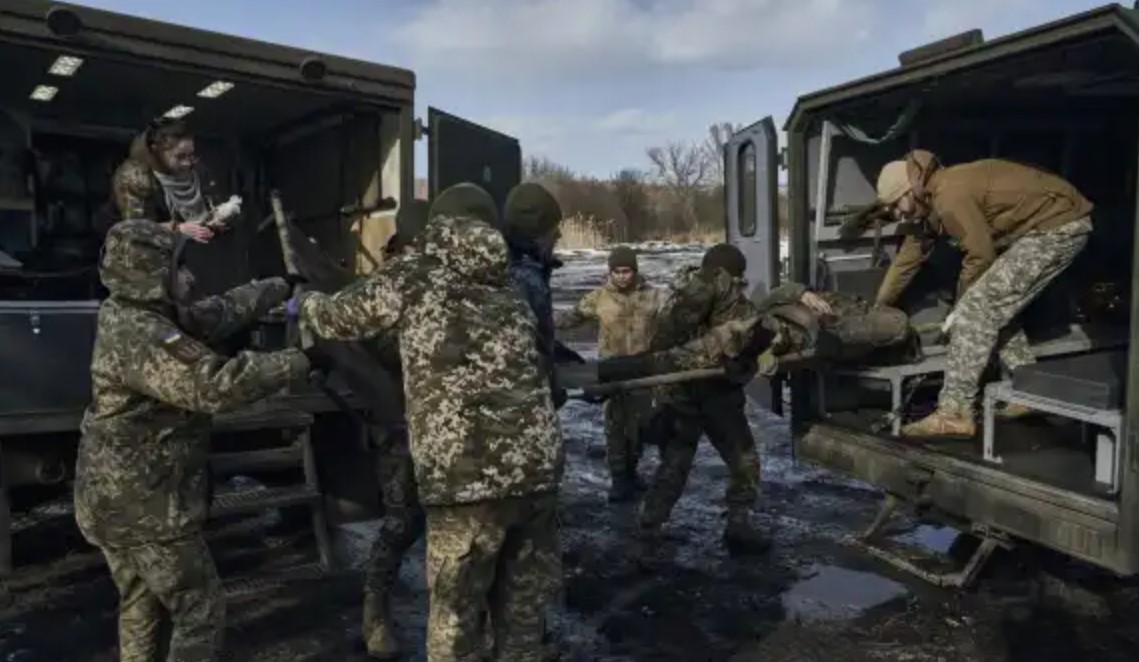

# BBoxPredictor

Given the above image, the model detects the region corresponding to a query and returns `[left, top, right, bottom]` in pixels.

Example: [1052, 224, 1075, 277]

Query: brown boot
[362, 594, 401, 660]
[723, 507, 772, 555]
[995, 403, 1034, 420]
[900, 408, 976, 439]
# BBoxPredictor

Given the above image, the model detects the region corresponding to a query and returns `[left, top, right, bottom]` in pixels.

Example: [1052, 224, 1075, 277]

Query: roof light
[197, 80, 234, 98]
[163, 105, 194, 119]
[48, 55, 83, 76]
[30, 85, 58, 102]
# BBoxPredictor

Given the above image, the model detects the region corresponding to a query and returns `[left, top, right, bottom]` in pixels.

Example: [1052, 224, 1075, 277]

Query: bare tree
[703, 121, 740, 184]
[523, 155, 574, 182]
[609, 168, 653, 242]
[646, 141, 712, 231]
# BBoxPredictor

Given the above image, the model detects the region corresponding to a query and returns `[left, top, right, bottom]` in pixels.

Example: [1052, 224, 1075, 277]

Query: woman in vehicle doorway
[111, 117, 241, 243]
[874, 149, 1094, 439]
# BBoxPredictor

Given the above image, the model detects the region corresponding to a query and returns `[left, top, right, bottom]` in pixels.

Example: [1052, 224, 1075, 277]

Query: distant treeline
[528, 122, 788, 248]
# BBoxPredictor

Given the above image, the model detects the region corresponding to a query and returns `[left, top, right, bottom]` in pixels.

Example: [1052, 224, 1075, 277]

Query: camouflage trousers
[604, 393, 648, 481]
[101, 535, 224, 662]
[363, 431, 425, 626]
[425, 493, 561, 662]
[639, 385, 759, 530]
[940, 217, 1092, 412]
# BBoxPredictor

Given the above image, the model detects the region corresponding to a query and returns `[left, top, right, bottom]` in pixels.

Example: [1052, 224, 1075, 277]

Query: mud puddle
[783, 564, 909, 622]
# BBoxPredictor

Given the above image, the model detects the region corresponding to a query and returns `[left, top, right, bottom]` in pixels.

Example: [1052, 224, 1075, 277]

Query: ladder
[208, 404, 335, 599]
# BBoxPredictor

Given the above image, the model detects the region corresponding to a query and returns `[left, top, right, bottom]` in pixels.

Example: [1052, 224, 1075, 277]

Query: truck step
[211, 485, 320, 518]
[210, 446, 304, 475]
[223, 562, 330, 600]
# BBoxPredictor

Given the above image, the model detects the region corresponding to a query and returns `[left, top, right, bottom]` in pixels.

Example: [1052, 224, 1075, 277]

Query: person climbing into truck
[555, 245, 667, 502]
[111, 117, 242, 243]
[873, 149, 1094, 439]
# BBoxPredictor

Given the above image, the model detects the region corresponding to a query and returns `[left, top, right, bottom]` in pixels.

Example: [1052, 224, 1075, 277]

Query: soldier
[631, 244, 778, 556]
[873, 150, 1094, 438]
[556, 245, 666, 501]
[111, 117, 241, 242]
[74, 220, 316, 662]
[503, 182, 567, 408]
[359, 199, 428, 660]
[296, 184, 563, 661]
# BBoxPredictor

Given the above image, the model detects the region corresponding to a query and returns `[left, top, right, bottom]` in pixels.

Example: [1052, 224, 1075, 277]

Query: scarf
[153, 169, 208, 223]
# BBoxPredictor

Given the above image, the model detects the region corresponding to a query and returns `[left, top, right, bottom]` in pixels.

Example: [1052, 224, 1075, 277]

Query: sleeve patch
[158, 330, 209, 365]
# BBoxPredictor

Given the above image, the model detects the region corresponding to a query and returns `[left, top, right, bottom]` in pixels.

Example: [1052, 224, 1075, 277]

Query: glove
[597, 354, 660, 383]
[552, 386, 568, 410]
[261, 277, 291, 306]
[285, 294, 303, 319]
[302, 344, 335, 373]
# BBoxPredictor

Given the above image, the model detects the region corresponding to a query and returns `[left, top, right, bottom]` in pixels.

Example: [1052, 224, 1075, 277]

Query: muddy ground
[3, 245, 1139, 661]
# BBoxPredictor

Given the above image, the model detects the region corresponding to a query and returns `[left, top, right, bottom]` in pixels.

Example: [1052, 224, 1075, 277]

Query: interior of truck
[805, 29, 1138, 501]
[0, 37, 402, 303]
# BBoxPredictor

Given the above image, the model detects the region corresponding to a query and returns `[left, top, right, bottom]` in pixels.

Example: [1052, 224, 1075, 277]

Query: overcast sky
[75, 0, 1103, 178]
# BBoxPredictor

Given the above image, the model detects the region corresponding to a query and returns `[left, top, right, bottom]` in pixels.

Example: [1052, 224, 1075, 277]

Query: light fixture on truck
[45, 7, 83, 38]
[48, 55, 84, 77]
[163, 105, 194, 119]
[198, 81, 234, 98]
[30, 85, 58, 102]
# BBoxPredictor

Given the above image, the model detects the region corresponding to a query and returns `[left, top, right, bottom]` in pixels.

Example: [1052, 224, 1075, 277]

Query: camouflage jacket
[555, 275, 666, 358]
[300, 215, 564, 506]
[646, 265, 759, 405]
[658, 284, 911, 371]
[75, 279, 309, 548]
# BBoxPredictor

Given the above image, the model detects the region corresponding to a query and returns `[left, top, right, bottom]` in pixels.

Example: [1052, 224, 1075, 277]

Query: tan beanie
[876, 161, 911, 205]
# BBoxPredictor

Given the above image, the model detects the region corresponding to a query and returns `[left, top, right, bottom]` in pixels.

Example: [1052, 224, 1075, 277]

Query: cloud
[595, 108, 678, 134]
[392, 0, 880, 78]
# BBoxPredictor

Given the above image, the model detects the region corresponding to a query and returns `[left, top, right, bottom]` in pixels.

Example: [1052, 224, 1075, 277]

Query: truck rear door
[724, 117, 783, 413]
[427, 107, 522, 216]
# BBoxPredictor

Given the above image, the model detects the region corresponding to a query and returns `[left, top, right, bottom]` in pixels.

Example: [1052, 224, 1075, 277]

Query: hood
[423, 214, 509, 286]
[99, 219, 181, 303]
[128, 132, 162, 172]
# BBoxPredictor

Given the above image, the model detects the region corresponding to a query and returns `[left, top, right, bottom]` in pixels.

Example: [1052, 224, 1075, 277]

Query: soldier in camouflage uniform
[872, 151, 1094, 438]
[556, 245, 666, 501]
[74, 220, 313, 662]
[359, 199, 429, 660]
[504, 182, 568, 409]
[632, 244, 772, 554]
[297, 184, 563, 662]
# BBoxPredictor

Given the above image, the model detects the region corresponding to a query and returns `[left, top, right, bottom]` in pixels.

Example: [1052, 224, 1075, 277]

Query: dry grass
[557, 214, 724, 249]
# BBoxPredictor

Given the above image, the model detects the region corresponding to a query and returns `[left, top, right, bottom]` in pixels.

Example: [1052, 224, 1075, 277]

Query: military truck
[727, 3, 1139, 584]
[0, 0, 522, 587]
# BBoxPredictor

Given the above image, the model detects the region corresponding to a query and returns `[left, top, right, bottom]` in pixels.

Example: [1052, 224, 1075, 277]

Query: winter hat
[607, 245, 637, 271]
[701, 243, 747, 278]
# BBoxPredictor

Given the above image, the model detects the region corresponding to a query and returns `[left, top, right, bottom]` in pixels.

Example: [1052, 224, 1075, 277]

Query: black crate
[1011, 350, 1127, 410]
[0, 301, 98, 416]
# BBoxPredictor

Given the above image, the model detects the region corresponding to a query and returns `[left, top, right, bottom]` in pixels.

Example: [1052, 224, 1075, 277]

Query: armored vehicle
[727, 3, 1139, 583]
[0, 0, 522, 587]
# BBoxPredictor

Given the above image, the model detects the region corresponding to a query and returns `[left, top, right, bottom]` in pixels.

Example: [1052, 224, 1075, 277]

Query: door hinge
[413, 118, 430, 141]
[777, 147, 788, 170]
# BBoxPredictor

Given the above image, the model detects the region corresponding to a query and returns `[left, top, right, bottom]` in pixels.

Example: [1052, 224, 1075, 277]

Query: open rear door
[427, 107, 522, 216]
[725, 116, 783, 414]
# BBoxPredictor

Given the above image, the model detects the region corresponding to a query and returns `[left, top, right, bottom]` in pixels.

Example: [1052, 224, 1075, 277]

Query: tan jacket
[876, 159, 1094, 305]
[555, 276, 666, 358]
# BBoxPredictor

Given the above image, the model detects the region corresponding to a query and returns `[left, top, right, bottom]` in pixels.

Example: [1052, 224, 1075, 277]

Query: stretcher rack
[823, 325, 1128, 436]
[982, 381, 1123, 493]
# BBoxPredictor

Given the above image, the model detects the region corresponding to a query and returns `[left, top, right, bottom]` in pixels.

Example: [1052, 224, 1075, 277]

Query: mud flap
[853, 493, 1012, 588]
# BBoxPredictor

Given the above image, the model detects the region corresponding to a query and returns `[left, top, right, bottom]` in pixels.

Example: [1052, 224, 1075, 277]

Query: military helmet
[99, 219, 182, 302]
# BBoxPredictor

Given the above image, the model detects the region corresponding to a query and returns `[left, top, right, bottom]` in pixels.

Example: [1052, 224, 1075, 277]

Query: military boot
[362, 594, 401, 660]
[900, 406, 976, 439]
[723, 507, 772, 555]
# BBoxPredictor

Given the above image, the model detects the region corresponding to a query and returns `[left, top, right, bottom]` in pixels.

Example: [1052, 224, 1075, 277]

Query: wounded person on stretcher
[591, 282, 914, 386]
